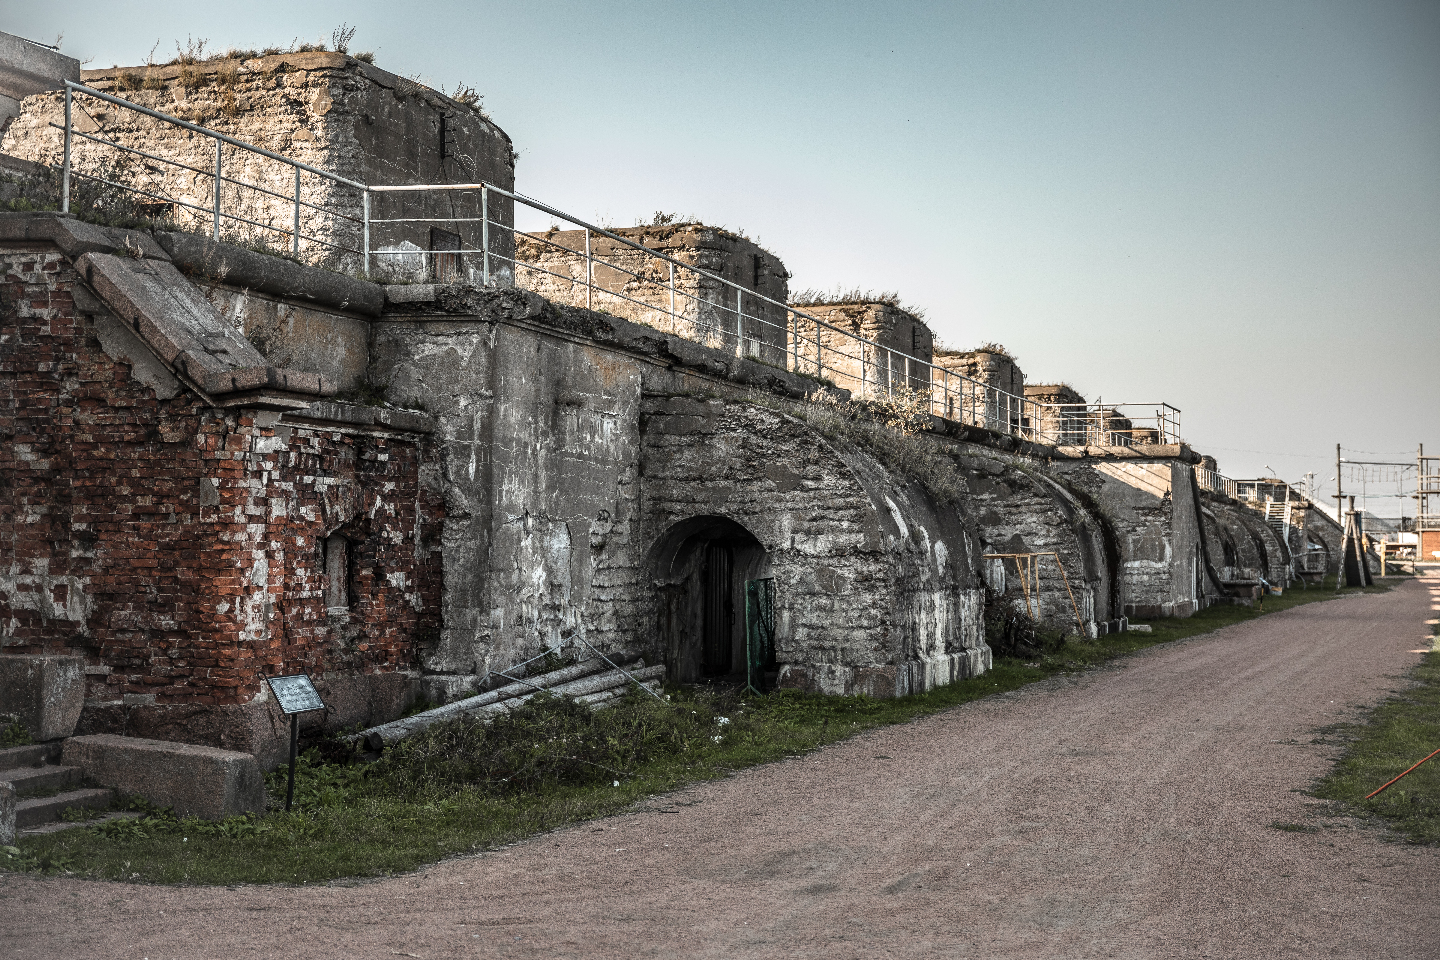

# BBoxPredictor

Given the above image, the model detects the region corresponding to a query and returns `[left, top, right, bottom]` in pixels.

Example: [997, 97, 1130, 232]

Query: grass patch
[6, 578, 1395, 885]
[1312, 623, 1440, 844]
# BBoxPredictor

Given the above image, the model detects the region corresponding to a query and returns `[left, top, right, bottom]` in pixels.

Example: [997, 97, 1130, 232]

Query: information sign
[266, 674, 325, 715]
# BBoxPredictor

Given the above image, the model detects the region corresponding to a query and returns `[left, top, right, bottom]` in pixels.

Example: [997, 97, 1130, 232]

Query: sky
[9, 1, 1439, 514]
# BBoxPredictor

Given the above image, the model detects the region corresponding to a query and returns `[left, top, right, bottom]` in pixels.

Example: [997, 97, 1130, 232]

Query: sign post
[264, 674, 326, 812]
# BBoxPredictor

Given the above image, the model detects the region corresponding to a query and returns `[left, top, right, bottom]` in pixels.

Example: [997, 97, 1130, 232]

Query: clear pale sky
[10, 1, 1438, 514]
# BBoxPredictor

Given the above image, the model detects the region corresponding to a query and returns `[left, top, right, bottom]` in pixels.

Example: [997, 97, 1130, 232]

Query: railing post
[584, 228, 592, 310]
[292, 167, 301, 257]
[212, 138, 222, 241]
[668, 262, 676, 323]
[61, 85, 72, 214]
[736, 288, 744, 356]
[481, 185, 490, 286]
[362, 189, 371, 277]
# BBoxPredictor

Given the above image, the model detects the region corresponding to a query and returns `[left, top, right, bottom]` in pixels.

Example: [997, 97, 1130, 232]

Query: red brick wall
[0, 245, 442, 742]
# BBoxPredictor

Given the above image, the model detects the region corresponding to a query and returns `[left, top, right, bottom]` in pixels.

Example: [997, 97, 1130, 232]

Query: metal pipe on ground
[352, 658, 610, 749]
[355, 663, 665, 750]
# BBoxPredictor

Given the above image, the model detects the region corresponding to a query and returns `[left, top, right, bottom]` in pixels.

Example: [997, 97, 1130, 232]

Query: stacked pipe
[350, 657, 663, 752]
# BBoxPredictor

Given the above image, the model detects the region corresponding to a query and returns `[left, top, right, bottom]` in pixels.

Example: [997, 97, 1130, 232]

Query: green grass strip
[2, 578, 1395, 886]
[1312, 622, 1440, 844]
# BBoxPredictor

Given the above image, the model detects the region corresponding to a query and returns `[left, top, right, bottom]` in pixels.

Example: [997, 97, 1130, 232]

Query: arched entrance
[650, 516, 771, 683]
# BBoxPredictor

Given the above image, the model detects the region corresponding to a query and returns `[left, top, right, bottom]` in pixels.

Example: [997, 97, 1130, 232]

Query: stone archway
[649, 516, 770, 684]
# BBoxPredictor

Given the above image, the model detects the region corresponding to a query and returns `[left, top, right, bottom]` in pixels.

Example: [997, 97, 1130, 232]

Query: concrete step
[0, 742, 61, 773]
[22, 810, 142, 837]
[3, 763, 81, 797]
[16, 787, 114, 828]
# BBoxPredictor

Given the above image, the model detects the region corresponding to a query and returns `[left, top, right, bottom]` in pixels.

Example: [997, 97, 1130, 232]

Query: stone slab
[62, 734, 264, 820]
[0, 31, 80, 101]
[0, 780, 13, 844]
[0, 655, 84, 740]
[157, 231, 385, 317]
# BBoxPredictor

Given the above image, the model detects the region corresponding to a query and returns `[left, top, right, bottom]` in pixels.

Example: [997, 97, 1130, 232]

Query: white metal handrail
[1196, 467, 1238, 499]
[54, 81, 1186, 448]
[59, 81, 366, 259]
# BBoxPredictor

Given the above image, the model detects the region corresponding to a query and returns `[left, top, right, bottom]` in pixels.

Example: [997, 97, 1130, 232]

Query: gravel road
[5, 576, 1439, 959]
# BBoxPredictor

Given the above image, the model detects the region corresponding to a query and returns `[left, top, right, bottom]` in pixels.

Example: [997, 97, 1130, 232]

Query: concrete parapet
[0, 655, 84, 741]
[62, 734, 264, 820]
[0, 31, 80, 132]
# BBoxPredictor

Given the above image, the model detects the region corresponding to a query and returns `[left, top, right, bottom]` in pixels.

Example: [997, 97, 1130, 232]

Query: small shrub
[0, 713, 32, 747]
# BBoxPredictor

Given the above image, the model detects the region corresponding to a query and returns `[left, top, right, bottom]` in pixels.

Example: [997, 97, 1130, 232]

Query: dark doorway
[650, 516, 771, 683]
[702, 542, 733, 676]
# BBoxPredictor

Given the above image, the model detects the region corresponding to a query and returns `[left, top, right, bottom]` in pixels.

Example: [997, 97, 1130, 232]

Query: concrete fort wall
[1050, 455, 1208, 619]
[0, 213, 1237, 766]
[958, 452, 1117, 630]
[790, 301, 933, 398]
[369, 284, 990, 700]
[2, 51, 515, 280]
[514, 223, 789, 368]
[1200, 494, 1292, 588]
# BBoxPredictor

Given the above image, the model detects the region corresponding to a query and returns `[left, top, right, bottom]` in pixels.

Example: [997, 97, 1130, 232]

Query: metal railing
[58, 82, 366, 262]
[1234, 479, 1296, 503]
[1196, 467, 1238, 499]
[53, 81, 1186, 448]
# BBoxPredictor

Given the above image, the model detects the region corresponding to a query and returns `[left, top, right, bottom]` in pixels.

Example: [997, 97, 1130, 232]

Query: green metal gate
[744, 578, 776, 694]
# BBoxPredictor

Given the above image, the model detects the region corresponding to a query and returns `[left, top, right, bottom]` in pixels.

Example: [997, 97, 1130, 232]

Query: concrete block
[0, 655, 84, 740]
[62, 734, 264, 820]
[0, 31, 81, 102]
[0, 780, 14, 845]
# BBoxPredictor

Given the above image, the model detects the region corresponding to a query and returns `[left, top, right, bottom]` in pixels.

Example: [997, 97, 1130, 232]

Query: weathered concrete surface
[958, 451, 1115, 630]
[372, 282, 991, 698]
[198, 283, 372, 394]
[4, 51, 515, 278]
[640, 394, 988, 695]
[156, 231, 385, 318]
[61, 734, 263, 819]
[791, 299, 933, 397]
[517, 223, 790, 366]
[4, 581, 1435, 959]
[72, 251, 336, 407]
[0, 31, 79, 131]
[1052, 457, 1206, 619]
[0, 779, 13, 844]
[0, 655, 84, 741]
[1201, 492, 1291, 588]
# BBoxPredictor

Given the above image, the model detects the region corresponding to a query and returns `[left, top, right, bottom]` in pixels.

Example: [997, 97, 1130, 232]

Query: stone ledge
[382, 283, 841, 403]
[1054, 442, 1199, 463]
[285, 400, 436, 434]
[61, 734, 264, 820]
[157, 231, 385, 318]
[0, 212, 171, 262]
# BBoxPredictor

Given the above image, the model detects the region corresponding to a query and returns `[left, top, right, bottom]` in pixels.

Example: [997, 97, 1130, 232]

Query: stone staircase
[0, 741, 115, 835]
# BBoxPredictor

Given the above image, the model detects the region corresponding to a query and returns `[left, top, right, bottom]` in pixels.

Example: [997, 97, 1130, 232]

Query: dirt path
[5, 578, 1440, 960]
